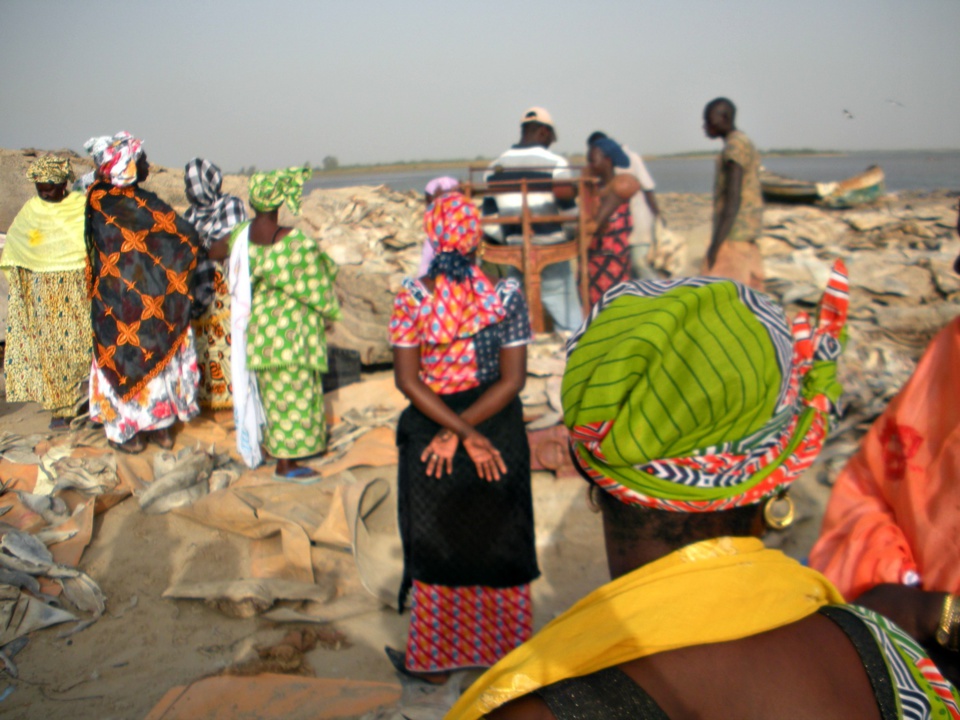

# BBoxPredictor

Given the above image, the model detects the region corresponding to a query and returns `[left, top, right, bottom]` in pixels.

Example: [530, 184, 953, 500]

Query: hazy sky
[2, 0, 958, 171]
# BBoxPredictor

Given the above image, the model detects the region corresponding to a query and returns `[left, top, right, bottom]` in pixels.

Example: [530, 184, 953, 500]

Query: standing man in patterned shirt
[703, 97, 764, 290]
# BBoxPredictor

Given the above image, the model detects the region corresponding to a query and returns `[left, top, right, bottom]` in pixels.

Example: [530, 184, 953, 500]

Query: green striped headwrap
[248, 167, 312, 215]
[562, 268, 847, 511]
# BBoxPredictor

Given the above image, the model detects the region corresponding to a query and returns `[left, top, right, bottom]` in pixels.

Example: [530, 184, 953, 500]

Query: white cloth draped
[228, 223, 265, 468]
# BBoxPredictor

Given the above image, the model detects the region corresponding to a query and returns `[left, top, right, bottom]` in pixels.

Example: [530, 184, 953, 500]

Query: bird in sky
[886, 99, 906, 108]
[842, 109, 855, 119]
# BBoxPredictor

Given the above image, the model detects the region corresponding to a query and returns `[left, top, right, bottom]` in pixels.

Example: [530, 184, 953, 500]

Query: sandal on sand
[109, 436, 145, 455]
[151, 429, 175, 450]
[272, 466, 321, 483]
[384, 646, 450, 685]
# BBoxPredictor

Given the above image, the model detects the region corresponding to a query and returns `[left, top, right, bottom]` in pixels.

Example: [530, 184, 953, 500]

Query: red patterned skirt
[588, 202, 634, 305]
[404, 580, 533, 673]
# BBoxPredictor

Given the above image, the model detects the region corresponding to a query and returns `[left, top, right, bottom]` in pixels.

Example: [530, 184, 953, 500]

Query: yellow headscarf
[447, 537, 843, 719]
[1, 192, 87, 274]
[26, 156, 73, 184]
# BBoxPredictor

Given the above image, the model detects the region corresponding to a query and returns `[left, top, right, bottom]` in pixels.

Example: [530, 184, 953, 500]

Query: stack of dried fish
[521, 337, 567, 431]
[758, 191, 960, 484]
[0, 527, 106, 677]
[0, 435, 116, 673]
[137, 445, 242, 515]
[35, 447, 119, 497]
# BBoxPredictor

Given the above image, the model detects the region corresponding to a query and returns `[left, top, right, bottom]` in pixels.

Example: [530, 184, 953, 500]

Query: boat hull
[761, 165, 885, 208]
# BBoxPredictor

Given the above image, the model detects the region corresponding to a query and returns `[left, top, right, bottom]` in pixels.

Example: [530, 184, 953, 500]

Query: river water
[305, 150, 960, 195]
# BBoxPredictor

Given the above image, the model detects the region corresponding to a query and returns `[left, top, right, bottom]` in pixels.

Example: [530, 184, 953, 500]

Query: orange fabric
[144, 674, 400, 720]
[809, 317, 960, 599]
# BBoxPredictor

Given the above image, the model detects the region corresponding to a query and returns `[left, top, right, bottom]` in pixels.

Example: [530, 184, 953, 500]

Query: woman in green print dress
[239, 167, 340, 480]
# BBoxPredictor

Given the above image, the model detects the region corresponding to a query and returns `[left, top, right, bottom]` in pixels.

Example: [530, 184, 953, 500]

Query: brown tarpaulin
[144, 674, 401, 720]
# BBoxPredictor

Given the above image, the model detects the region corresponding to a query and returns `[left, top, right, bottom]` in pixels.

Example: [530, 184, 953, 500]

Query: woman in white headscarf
[85, 132, 201, 453]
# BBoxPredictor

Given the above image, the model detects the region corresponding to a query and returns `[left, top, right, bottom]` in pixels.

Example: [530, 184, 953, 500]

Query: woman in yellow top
[1, 156, 91, 428]
[450, 263, 960, 720]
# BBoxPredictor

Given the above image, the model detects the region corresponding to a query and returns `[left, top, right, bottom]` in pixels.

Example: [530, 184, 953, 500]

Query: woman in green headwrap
[1, 156, 91, 429]
[233, 167, 340, 480]
[451, 266, 960, 720]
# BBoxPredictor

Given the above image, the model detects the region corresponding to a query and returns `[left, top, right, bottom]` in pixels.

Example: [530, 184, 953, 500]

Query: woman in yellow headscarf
[1, 156, 91, 428]
[450, 265, 960, 720]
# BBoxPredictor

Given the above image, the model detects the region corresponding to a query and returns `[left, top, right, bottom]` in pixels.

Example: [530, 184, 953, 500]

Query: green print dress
[247, 228, 341, 459]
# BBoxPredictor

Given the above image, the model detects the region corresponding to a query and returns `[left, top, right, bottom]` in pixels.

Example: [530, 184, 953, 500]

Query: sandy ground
[0, 399, 613, 719]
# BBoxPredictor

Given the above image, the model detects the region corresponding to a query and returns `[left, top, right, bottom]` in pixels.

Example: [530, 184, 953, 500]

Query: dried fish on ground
[319, 406, 402, 467]
[137, 445, 236, 514]
[0, 584, 77, 647]
[0, 530, 105, 632]
[33, 450, 119, 498]
[163, 578, 335, 619]
[0, 432, 45, 465]
[14, 492, 70, 527]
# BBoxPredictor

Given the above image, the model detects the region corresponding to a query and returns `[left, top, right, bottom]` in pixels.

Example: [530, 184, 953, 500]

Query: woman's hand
[421, 429, 458, 479]
[463, 431, 507, 482]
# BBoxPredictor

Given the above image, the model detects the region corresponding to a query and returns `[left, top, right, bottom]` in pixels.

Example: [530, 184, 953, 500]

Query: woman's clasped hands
[421, 428, 507, 482]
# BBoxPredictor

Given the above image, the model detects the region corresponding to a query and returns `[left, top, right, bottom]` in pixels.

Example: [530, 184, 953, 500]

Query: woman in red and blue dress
[387, 192, 539, 684]
[587, 136, 641, 305]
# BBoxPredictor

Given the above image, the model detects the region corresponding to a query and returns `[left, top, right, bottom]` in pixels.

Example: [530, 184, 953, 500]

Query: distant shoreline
[303, 150, 843, 176]
[303, 149, 942, 178]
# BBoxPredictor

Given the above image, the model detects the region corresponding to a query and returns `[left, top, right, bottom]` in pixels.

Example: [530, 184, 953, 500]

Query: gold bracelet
[936, 594, 960, 651]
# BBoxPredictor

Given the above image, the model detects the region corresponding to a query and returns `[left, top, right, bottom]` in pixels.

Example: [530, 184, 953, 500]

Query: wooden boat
[760, 165, 885, 208]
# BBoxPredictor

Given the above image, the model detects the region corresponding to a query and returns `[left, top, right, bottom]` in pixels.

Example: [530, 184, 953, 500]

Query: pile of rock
[759, 191, 959, 483]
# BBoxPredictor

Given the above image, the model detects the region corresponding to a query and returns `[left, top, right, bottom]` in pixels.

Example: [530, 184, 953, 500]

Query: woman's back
[499, 611, 887, 720]
[617, 611, 882, 720]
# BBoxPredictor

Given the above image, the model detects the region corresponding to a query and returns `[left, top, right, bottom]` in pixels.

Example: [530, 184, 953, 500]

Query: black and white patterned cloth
[183, 158, 248, 317]
[183, 157, 247, 248]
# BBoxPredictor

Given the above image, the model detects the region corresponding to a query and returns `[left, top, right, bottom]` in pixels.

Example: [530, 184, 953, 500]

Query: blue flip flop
[272, 466, 322, 484]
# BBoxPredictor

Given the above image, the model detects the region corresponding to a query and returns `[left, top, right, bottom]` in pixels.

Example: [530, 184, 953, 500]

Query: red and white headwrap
[418, 193, 506, 345]
[96, 131, 144, 188]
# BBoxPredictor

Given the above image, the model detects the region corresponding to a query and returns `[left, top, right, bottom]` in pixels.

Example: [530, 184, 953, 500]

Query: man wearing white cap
[482, 107, 582, 333]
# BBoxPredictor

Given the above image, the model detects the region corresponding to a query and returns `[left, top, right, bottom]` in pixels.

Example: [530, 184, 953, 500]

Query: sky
[1, 0, 958, 172]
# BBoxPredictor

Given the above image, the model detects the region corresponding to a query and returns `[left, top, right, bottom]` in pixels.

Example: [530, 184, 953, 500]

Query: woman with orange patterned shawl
[386, 192, 539, 684]
[85, 133, 201, 454]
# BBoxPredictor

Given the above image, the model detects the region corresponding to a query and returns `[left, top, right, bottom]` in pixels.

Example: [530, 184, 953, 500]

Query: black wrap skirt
[396, 385, 539, 608]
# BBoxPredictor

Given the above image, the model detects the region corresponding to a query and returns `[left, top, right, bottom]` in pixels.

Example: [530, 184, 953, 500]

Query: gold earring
[763, 493, 795, 531]
[476, 240, 486, 261]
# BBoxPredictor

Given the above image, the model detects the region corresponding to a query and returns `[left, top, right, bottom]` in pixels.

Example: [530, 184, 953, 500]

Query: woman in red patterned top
[587, 137, 641, 306]
[386, 192, 539, 684]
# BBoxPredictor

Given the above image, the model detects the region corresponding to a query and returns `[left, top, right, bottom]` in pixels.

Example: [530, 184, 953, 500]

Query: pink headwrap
[418, 193, 505, 345]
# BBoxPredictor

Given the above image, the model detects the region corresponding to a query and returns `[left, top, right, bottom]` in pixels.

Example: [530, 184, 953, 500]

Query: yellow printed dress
[247, 229, 340, 459]
[0, 193, 91, 418]
[192, 265, 233, 409]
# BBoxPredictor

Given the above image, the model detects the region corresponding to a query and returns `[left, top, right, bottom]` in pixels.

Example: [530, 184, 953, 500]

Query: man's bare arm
[706, 159, 743, 269]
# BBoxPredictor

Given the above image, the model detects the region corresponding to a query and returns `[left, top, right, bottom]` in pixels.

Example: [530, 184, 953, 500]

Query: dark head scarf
[183, 158, 248, 317]
[591, 137, 630, 168]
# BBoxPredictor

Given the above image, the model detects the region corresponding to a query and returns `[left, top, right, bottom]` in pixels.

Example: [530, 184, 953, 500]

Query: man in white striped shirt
[482, 108, 582, 332]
